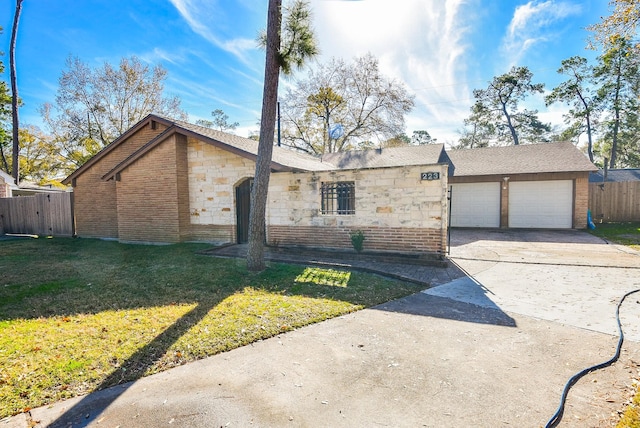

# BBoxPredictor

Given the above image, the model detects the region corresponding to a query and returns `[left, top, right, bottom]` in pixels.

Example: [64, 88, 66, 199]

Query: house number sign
[420, 172, 440, 180]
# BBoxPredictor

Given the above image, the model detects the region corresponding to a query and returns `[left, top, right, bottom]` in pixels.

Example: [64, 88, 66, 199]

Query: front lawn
[0, 238, 422, 418]
[588, 222, 640, 428]
[589, 221, 640, 251]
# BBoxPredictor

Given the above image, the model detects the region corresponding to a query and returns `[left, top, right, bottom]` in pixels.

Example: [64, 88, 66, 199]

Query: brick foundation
[267, 225, 446, 254]
[185, 224, 235, 243]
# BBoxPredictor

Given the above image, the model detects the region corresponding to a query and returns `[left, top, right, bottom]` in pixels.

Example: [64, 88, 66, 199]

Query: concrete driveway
[439, 229, 640, 341]
[4, 229, 640, 428]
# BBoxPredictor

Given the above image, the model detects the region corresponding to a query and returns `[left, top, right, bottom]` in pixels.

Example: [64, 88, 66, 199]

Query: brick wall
[184, 224, 235, 243]
[116, 134, 183, 243]
[268, 225, 446, 253]
[74, 170, 119, 239]
[176, 135, 191, 240]
[0, 176, 10, 198]
[574, 172, 589, 228]
[73, 122, 169, 238]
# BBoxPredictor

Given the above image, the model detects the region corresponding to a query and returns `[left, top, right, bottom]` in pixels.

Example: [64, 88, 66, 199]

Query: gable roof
[589, 168, 640, 183]
[445, 142, 597, 176]
[64, 114, 450, 184]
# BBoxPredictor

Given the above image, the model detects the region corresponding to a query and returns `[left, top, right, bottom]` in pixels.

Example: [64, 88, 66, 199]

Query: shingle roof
[65, 114, 597, 185]
[170, 119, 334, 172]
[446, 142, 597, 176]
[95, 115, 449, 181]
[174, 120, 447, 171]
[320, 144, 446, 169]
[589, 168, 640, 183]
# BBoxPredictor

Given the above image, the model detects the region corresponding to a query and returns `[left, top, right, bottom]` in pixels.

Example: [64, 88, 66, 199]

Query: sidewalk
[201, 244, 466, 287]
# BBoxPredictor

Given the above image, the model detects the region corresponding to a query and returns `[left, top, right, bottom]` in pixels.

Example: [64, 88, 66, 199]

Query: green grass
[591, 223, 640, 428]
[0, 238, 423, 418]
[589, 222, 640, 251]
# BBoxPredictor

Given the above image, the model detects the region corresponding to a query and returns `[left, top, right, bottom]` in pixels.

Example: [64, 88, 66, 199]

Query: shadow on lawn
[1, 239, 516, 426]
[45, 301, 218, 428]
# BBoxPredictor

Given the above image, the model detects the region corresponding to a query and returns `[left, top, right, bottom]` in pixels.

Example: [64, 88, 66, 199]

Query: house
[62, 115, 450, 254]
[0, 169, 70, 198]
[63, 115, 597, 253]
[589, 168, 640, 184]
[0, 170, 17, 198]
[446, 143, 597, 229]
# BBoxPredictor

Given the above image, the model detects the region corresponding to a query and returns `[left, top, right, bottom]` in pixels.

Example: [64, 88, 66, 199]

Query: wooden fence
[0, 192, 74, 237]
[589, 181, 640, 223]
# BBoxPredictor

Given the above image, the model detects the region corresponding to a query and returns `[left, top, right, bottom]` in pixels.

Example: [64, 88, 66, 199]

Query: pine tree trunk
[10, 0, 23, 185]
[246, 0, 281, 272]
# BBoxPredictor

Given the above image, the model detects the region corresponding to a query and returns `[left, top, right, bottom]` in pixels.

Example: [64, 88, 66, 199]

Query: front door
[235, 178, 253, 243]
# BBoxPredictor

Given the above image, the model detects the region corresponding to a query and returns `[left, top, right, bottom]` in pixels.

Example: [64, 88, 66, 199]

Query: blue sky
[0, 0, 609, 144]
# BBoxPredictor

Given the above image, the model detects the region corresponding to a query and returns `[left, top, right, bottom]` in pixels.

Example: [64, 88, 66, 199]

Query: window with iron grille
[321, 181, 355, 215]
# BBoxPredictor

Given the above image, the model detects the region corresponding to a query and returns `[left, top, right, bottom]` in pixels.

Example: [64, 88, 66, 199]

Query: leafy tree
[463, 66, 550, 146]
[589, 0, 640, 47]
[411, 130, 436, 145]
[247, 0, 318, 271]
[42, 55, 186, 170]
[196, 109, 239, 132]
[0, 28, 12, 174]
[545, 56, 599, 162]
[10, 0, 23, 185]
[381, 134, 410, 148]
[280, 53, 415, 154]
[593, 36, 640, 168]
[17, 125, 64, 184]
[456, 112, 494, 149]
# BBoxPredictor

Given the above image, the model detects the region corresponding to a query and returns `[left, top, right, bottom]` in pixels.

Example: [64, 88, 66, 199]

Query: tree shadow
[46, 300, 217, 427]
[1, 237, 514, 426]
[375, 276, 517, 327]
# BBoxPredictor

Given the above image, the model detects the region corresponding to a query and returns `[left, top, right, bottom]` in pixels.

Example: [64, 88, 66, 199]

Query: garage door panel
[509, 180, 573, 228]
[451, 183, 500, 228]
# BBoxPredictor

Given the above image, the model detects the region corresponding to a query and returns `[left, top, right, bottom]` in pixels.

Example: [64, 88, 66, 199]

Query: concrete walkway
[200, 243, 466, 287]
[3, 230, 640, 428]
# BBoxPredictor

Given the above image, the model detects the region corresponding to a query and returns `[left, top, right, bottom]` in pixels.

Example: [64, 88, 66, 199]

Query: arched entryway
[235, 178, 253, 243]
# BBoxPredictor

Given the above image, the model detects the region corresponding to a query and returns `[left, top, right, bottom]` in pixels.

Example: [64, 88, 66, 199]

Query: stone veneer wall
[186, 141, 448, 252]
[187, 139, 255, 243]
[267, 164, 449, 254]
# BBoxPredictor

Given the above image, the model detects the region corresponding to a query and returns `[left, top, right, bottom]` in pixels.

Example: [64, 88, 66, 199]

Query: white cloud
[167, 0, 257, 66]
[501, 0, 582, 66]
[308, 0, 474, 141]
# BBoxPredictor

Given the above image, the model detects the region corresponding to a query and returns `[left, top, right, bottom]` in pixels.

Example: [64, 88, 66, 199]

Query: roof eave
[100, 123, 297, 181]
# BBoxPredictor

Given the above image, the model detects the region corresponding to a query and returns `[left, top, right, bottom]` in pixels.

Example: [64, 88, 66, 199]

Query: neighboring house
[589, 168, 640, 184]
[589, 168, 640, 222]
[12, 182, 70, 197]
[0, 170, 17, 198]
[446, 143, 597, 229]
[63, 115, 450, 254]
[0, 169, 69, 197]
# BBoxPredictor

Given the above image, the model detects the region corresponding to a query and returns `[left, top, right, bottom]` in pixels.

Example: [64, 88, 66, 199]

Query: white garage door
[450, 182, 500, 227]
[509, 180, 573, 228]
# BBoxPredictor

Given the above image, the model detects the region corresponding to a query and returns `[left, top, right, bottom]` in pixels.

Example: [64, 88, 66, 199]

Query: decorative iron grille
[321, 181, 355, 215]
